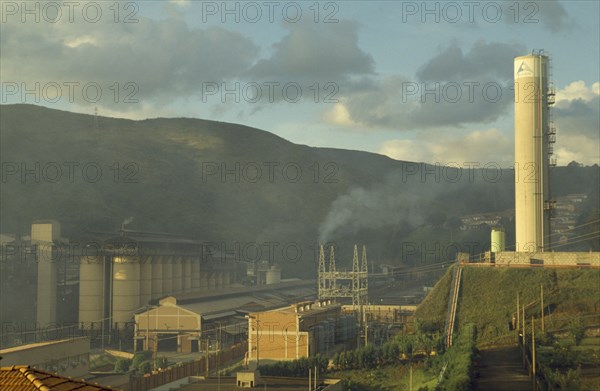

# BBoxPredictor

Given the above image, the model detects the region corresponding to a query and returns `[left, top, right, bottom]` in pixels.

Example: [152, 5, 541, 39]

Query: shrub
[114, 358, 131, 373]
[138, 360, 152, 374]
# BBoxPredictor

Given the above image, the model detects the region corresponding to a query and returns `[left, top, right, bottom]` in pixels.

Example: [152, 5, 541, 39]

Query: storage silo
[33, 220, 61, 326]
[491, 227, 506, 253]
[514, 53, 553, 252]
[265, 265, 281, 285]
[112, 256, 141, 324]
[79, 255, 105, 324]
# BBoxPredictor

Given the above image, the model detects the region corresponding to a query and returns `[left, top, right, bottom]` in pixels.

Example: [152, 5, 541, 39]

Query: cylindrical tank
[514, 54, 551, 252]
[139, 256, 152, 305]
[183, 257, 192, 292]
[191, 258, 200, 290]
[79, 256, 104, 324]
[491, 228, 506, 253]
[151, 259, 163, 298]
[162, 257, 173, 294]
[314, 325, 324, 353]
[265, 265, 281, 285]
[112, 256, 141, 324]
[172, 257, 183, 293]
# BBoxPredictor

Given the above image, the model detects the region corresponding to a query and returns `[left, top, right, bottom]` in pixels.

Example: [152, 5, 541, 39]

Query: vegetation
[138, 360, 153, 374]
[130, 351, 154, 374]
[257, 354, 328, 377]
[113, 358, 132, 373]
[415, 267, 600, 347]
[331, 332, 444, 371]
[436, 324, 477, 391]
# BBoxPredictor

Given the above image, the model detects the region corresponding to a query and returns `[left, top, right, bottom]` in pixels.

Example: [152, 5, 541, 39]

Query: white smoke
[318, 172, 434, 243]
[121, 216, 134, 230]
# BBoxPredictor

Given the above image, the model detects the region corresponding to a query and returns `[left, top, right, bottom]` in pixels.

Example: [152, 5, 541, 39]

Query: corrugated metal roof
[0, 366, 118, 390]
[202, 311, 238, 321]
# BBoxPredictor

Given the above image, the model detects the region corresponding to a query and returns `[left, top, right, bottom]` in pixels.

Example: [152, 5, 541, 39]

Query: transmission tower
[317, 244, 368, 310]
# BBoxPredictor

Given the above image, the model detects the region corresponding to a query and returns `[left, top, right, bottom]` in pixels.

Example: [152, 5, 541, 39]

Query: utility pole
[409, 365, 413, 391]
[540, 284, 545, 333]
[522, 305, 526, 346]
[532, 317, 536, 378]
[206, 337, 210, 375]
[516, 292, 520, 343]
[218, 323, 222, 391]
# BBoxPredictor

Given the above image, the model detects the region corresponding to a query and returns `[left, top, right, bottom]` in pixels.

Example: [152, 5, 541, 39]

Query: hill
[415, 266, 600, 346]
[1, 104, 599, 279]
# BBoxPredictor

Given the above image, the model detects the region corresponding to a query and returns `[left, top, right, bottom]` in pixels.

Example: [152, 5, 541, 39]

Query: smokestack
[514, 52, 554, 252]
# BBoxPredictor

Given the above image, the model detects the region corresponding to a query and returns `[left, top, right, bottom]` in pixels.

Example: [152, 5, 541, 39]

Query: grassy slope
[414, 266, 454, 329]
[416, 267, 600, 346]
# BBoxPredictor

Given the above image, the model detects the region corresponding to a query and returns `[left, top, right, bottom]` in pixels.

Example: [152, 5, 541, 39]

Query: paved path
[472, 345, 532, 391]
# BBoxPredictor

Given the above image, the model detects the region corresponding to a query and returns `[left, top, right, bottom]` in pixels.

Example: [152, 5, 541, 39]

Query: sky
[1, 0, 598, 167]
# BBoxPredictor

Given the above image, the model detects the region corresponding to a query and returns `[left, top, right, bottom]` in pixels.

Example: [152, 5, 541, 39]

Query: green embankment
[415, 267, 600, 346]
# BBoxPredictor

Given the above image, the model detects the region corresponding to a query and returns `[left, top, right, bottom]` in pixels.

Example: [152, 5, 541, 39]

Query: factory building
[78, 231, 238, 328]
[514, 53, 555, 252]
[133, 280, 315, 353]
[247, 300, 356, 362]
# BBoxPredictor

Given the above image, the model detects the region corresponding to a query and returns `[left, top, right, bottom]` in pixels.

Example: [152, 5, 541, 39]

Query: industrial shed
[133, 280, 316, 353]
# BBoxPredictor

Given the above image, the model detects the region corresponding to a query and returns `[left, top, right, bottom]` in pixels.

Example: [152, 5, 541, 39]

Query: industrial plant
[1, 49, 598, 391]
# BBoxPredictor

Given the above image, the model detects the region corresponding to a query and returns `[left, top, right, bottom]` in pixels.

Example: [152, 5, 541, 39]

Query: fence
[129, 342, 246, 391]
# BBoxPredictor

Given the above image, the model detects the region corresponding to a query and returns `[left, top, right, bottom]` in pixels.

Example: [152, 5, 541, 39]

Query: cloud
[323, 76, 513, 131]
[379, 128, 514, 167]
[322, 41, 524, 131]
[555, 81, 600, 104]
[497, 1, 571, 32]
[535, 0, 571, 32]
[416, 40, 526, 81]
[553, 81, 600, 165]
[0, 14, 260, 112]
[323, 103, 357, 127]
[248, 20, 374, 80]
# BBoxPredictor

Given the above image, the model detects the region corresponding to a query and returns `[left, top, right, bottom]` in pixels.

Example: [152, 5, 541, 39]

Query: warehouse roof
[0, 366, 117, 390]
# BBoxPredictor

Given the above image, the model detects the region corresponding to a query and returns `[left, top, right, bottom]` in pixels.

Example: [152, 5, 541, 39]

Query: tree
[427, 211, 447, 228]
[114, 358, 131, 373]
[569, 317, 586, 345]
[138, 360, 152, 374]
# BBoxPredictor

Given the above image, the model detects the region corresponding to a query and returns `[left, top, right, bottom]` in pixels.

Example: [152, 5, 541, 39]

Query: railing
[444, 265, 462, 348]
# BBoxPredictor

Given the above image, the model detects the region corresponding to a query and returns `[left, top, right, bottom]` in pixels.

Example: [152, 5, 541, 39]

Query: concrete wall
[494, 251, 600, 267]
[0, 337, 90, 378]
